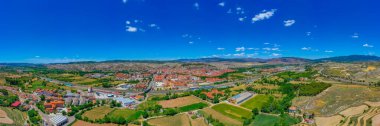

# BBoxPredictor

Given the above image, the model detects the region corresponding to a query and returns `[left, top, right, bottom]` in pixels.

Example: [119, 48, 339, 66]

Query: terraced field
[337, 106, 380, 126]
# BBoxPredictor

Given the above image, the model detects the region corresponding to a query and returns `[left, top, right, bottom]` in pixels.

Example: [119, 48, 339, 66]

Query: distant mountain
[316, 55, 380, 62]
[177, 57, 311, 64]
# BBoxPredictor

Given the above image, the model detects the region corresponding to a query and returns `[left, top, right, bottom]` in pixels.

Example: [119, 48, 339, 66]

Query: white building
[50, 115, 68, 126]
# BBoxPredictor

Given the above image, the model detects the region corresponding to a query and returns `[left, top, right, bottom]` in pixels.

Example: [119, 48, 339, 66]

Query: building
[229, 92, 253, 104]
[44, 100, 65, 113]
[114, 97, 135, 107]
[203, 89, 224, 99]
[50, 115, 68, 126]
[11, 101, 21, 107]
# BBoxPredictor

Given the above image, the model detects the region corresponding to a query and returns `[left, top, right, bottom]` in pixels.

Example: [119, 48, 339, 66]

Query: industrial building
[229, 92, 253, 104]
[50, 115, 68, 126]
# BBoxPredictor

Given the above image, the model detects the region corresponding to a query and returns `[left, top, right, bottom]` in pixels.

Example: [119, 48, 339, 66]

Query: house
[203, 89, 224, 99]
[288, 106, 297, 113]
[50, 115, 68, 126]
[11, 101, 21, 107]
[44, 100, 65, 113]
[229, 92, 253, 104]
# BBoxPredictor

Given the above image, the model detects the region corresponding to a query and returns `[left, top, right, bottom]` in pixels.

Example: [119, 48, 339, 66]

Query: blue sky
[0, 0, 379, 63]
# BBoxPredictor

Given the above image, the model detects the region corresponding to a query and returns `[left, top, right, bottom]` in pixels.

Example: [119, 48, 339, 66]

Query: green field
[240, 94, 270, 110]
[0, 107, 26, 126]
[250, 114, 300, 126]
[109, 109, 142, 121]
[211, 103, 252, 121]
[178, 102, 208, 112]
[82, 106, 114, 120]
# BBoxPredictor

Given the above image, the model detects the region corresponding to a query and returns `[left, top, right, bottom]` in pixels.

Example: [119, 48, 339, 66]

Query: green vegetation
[240, 95, 270, 110]
[212, 103, 252, 121]
[296, 82, 332, 96]
[28, 109, 41, 125]
[108, 109, 143, 122]
[251, 114, 300, 126]
[0, 107, 26, 126]
[0, 89, 18, 107]
[178, 102, 208, 112]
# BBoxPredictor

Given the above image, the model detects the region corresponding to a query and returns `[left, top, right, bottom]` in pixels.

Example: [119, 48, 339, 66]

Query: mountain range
[1, 55, 380, 65]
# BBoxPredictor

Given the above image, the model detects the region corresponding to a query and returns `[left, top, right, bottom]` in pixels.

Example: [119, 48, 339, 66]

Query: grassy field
[201, 108, 242, 126]
[178, 102, 208, 112]
[158, 96, 203, 108]
[250, 114, 300, 126]
[72, 120, 119, 126]
[0, 107, 26, 126]
[109, 108, 142, 121]
[148, 113, 190, 126]
[293, 83, 380, 116]
[240, 94, 270, 110]
[212, 103, 252, 121]
[82, 106, 114, 120]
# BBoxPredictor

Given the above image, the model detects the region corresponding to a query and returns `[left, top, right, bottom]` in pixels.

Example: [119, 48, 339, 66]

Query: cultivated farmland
[211, 103, 252, 121]
[201, 108, 242, 126]
[240, 94, 270, 110]
[0, 107, 25, 126]
[158, 96, 203, 108]
[82, 106, 114, 120]
[148, 113, 190, 126]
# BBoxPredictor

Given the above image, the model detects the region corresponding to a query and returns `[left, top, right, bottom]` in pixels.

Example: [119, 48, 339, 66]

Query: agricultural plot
[293, 84, 380, 116]
[178, 102, 208, 112]
[148, 113, 190, 126]
[158, 96, 203, 108]
[72, 120, 119, 126]
[315, 115, 344, 126]
[250, 114, 300, 126]
[82, 106, 114, 120]
[251, 114, 279, 126]
[201, 108, 242, 126]
[211, 103, 252, 121]
[109, 108, 142, 121]
[0, 107, 26, 126]
[190, 117, 208, 126]
[240, 94, 270, 110]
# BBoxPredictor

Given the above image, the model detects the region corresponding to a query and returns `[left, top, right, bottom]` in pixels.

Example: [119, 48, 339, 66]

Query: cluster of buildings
[151, 67, 233, 91]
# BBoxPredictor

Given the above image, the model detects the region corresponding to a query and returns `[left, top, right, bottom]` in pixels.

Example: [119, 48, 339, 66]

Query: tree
[163, 108, 178, 116]
[40, 95, 45, 101]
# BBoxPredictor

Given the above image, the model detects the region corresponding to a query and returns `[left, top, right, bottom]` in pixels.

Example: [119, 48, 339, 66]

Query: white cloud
[271, 53, 281, 57]
[301, 47, 312, 51]
[236, 7, 242, 11]
[224, 54, 232, 57]
[189, 41, 194, 44]
[194, 2, 200, 10]
[284, 20, 296, 27]
[238, 17, 246, 22]
[122, 0, 127, 4]
[324, 50, 334, 53]
[233, 53, 245, 57]
[306, 32, 312, 36]
[247, 53, 259, 57]
[352, 33, 359, 38]
[227, 9, 232, 14]
[218, 2, 225, 7]
[363, 43, 374, 48]
[252, 9, 277, 23]
[264, 42, 270, 45]
[247, 48, 259, 50]
[263, 47, 280, 51]
[126, 20, 131, 25]
[217, 48, 225, 50]
[235, 47, 245, 52]
[35, 56, 40, 58]
[126, 26, 138, 32]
